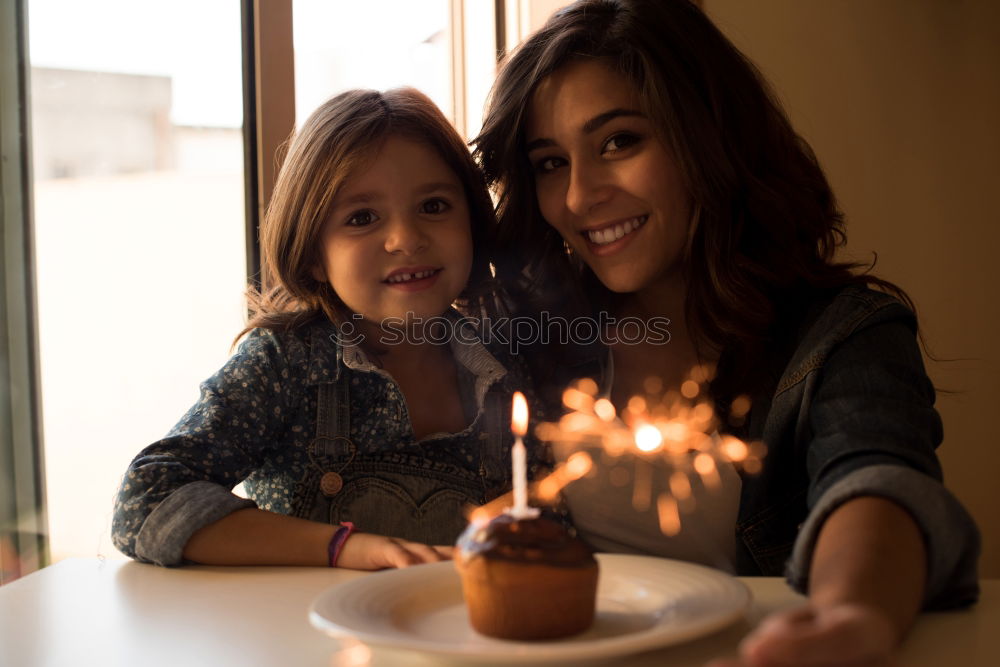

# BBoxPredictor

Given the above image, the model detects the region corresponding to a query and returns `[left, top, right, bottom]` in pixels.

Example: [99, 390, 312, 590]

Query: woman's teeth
[386, 269, 436, 284]
[586, 216, 647, 245]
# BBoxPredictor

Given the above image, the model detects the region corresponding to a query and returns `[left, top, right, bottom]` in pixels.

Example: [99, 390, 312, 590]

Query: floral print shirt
[112, 314, 548, 565]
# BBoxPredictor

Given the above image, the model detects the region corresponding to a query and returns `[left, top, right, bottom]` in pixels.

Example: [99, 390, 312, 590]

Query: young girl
[112, 88, 544, 570]
[474, 0, 979, 664]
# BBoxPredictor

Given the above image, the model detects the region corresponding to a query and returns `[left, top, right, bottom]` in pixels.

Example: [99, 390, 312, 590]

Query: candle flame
[512, 391, 528, 436]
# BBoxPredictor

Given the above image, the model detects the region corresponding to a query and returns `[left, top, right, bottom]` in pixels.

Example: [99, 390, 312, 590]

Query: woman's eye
[345, 209, 378, 227]
[420, 197, 451, 215]
[534, 156, 565, 174]
[602, 133, 640, 154]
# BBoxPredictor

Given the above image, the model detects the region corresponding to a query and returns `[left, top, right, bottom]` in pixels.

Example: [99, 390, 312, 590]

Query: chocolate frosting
[456, 513, 597, 567]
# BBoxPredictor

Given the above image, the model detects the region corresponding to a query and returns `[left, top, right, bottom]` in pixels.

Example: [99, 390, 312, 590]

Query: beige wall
[703, 0, 1000, 576]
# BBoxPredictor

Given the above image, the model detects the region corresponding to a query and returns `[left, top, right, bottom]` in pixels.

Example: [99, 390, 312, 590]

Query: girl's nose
[566, 161, 614, 216]
[384, 217, 429, 256]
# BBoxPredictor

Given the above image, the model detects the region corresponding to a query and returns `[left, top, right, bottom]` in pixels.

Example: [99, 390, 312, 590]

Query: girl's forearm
[182, 507, 337, 566]
[808, 495, 927, 643]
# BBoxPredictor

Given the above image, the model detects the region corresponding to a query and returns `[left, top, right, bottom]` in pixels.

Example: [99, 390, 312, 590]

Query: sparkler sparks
[533, 371, 766, 538]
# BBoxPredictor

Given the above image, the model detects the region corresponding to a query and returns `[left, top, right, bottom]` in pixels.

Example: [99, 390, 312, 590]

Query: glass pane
[28, 0, 247, 562]
[293, 0, 452, 128]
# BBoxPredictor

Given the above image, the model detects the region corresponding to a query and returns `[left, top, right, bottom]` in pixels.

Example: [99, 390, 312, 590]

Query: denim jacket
[735, 285, 979, 608]
[112, 314, 546, 566]
[550, 286, 979, 609]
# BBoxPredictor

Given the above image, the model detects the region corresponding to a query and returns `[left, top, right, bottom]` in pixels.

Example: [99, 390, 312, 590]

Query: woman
[474, 0, 979, 664]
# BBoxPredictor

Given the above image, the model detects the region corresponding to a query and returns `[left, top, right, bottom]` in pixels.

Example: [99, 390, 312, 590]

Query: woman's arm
[182, 507, 452, 569]
[723, 496, 925, 667]
[714, 312, 977, 666]
[807, 496, 925, 644]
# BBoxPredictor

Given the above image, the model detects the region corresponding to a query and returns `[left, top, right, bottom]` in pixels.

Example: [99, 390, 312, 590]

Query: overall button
[320, 472, 344, 497]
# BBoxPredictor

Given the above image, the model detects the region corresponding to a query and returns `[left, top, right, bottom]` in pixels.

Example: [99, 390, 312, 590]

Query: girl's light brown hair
[239, 87, 496, 341]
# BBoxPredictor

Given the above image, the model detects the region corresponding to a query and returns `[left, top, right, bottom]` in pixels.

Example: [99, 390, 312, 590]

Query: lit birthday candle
[508, 392, 540, 519]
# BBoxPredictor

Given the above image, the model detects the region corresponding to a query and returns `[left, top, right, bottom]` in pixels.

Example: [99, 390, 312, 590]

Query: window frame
[0, 0, 48, 583]
[242, 0, 295, 287]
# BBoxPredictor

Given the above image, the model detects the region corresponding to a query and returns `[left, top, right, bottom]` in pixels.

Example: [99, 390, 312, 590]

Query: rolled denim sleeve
[134, 481, 256, 566]
[112, 331, 291, 566]
[787, 465, 979, 609]
[786, 318, 980, 608]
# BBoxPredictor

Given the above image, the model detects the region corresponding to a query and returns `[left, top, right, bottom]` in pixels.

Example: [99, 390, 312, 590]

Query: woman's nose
[566, 161, 614, 216]
[384, 216, 429, 255]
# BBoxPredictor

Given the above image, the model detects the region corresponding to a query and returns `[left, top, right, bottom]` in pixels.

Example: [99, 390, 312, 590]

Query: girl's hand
[706, 602, 898, 667]
[335, 532, 453, 570]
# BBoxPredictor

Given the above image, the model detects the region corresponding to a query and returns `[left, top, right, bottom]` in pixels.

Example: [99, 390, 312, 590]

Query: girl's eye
[420, 197, 452, 215]
[533, 156, 566, 175]
[345, 209, 378, 227]
[602, 133, 641, 154]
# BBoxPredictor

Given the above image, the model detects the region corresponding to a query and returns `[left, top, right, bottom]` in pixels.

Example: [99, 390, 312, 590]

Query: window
[291, 0, 500, 142]
[2, 0, 574, 576]
[27, 0, 247, 563]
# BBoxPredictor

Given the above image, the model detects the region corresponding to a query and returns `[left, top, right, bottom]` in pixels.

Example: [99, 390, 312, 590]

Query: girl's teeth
[588, 217, 646, 245]
[389, 270, 434, 283]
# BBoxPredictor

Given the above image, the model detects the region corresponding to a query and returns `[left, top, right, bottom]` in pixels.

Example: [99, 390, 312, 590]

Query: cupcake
[455, 513, 599, 640]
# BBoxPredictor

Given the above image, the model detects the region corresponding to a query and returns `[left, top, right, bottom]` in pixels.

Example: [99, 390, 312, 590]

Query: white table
[0, 558, 995, 666]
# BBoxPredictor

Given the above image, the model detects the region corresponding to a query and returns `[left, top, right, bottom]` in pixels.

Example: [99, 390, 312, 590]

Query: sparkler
[532, 368, 765, 537]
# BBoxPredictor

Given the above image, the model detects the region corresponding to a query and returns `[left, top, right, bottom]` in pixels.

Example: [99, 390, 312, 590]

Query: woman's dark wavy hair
[238, 87, 498, 343]
[474, 0, 913, 393]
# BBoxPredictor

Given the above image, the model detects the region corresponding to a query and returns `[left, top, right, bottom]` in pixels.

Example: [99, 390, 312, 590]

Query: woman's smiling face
[525, 59, 692, 295]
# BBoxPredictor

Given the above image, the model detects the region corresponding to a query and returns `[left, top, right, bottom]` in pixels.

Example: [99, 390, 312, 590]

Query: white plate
[309, 553, 751, 664]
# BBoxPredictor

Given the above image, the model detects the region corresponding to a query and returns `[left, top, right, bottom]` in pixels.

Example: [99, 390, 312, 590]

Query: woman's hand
[335, 532, 453, 570]
[708, 496, 925, 666]
[707, 601, 898, 667]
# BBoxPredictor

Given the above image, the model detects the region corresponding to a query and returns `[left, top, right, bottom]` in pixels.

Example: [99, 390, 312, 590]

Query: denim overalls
[112, 316, 544, 566]
[293, 347, 515, 545]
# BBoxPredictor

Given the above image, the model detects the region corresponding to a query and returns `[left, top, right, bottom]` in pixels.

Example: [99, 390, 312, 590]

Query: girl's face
[525, 59, 692, 295]
[315, 135, 473, 325]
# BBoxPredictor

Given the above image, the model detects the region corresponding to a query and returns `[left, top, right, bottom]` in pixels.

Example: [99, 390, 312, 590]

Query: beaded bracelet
[327, 521, 356, 568]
